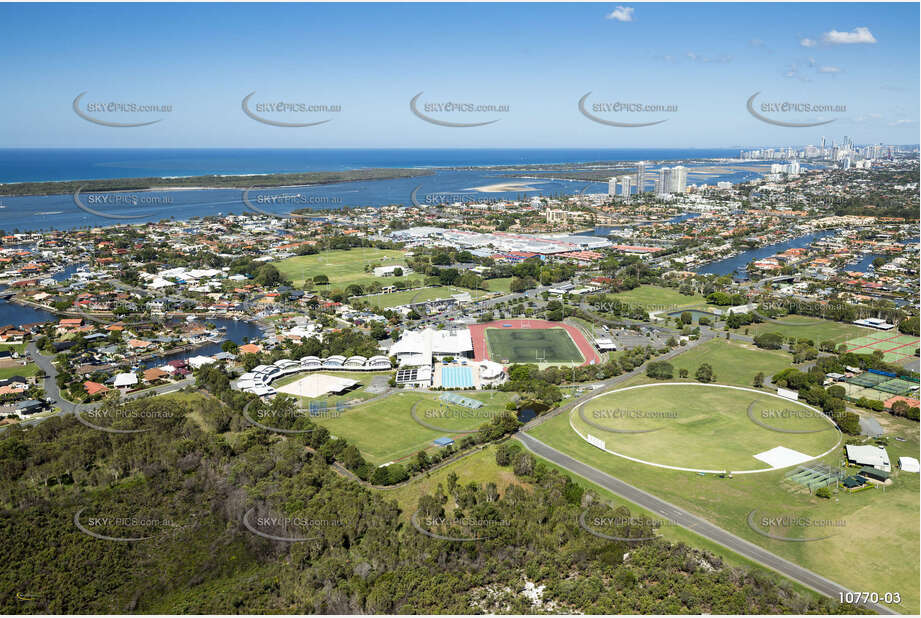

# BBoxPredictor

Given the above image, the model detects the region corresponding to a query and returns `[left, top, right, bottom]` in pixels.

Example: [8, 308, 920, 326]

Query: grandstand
[439, 392, 484, 409]
[234, 355, 393, 396]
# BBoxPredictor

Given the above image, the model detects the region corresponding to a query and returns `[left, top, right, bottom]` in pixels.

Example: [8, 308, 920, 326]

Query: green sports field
[485, 327, 584, 365]
[608, 285, 706, 309]
[310, 390, 514, 465]
[842, 330, 920, 363]
[355, 285, 489, 309]
[571, 383, 838, 472]
[274, 248, 410, 289]
[529, 394, 920, 613]
[746, 317, 871, 346]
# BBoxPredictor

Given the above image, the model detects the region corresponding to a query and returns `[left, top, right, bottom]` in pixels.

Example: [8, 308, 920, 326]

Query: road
[2, 343, 193, 431]
[516, 432, 896, 615]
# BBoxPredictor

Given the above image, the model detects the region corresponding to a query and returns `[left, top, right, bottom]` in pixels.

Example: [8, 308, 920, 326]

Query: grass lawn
[669, 338, 793, 387]
[274, 248, 409, 289]
[355, 286, 489, 309]
[0, 343, 27, 354]
[609, 285, 706, 309]
[528, 409, 920, 613]
[312, 390, 514, 465]
[483, 277, 515, 294]
[571, 383, 839, 471]
[745, 317, 870, 346]
[485, 327, 584, 365]
[0, 363, 40, 379]
[377, 444, 524, 515]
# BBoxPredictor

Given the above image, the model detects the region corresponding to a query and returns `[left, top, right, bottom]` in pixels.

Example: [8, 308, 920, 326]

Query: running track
[468, 319, 601, 366]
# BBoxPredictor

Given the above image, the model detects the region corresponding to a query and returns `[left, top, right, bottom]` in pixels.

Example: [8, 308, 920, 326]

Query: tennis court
[844, 370, 920, 402]
[842, 331, 919, 363]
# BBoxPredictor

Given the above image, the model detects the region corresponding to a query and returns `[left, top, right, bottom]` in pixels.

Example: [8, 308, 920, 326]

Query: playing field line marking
[844, 332, 916, 354]
[570, 383, 841, 475]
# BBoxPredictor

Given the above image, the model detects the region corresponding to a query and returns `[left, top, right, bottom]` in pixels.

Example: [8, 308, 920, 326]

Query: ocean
[0, 148, 766, 232]
[0, 148, 741, 183]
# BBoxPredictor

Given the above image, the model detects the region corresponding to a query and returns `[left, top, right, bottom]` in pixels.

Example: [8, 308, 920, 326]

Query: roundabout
[569, 383, 841, 474]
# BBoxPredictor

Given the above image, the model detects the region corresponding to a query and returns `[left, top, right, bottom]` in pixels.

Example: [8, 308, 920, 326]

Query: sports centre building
[388, 327, 506, 389]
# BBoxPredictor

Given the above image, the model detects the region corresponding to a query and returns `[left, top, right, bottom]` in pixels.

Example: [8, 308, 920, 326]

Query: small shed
[842, 475, 866, 489]
[858, 467, 890, 482]
[433, 437, 454, 447]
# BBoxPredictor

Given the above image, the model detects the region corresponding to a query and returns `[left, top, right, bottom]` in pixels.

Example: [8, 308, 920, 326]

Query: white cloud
[822, 27, 877, 44]
[818, 65, 842, 74]
[888, 119, 914, 126]
[606, 6, 634, 22]
[800, 37, 817, 48]
[686, 52, 732, 64]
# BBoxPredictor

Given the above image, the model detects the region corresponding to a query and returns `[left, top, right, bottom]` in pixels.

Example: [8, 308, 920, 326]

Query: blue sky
[0, 2, 917, 148]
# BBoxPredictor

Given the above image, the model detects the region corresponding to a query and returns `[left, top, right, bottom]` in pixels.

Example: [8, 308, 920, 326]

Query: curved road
[516, 432, 896, 615]
[1, 343, 193, 431]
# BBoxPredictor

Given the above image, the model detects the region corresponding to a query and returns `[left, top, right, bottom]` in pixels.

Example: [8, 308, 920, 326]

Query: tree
[695, 363, 715, 383]
[898, 316, 920, 336]
[826, 385, 846, 399]
[680, 311, 692, 325]
[753, 332, 784, 350]
[512, 452, 535, 476]
[753, 372, 764, 388]
[678, 368, 689, 379]
[646, 361, 674, 380]
[313, 274, 329, 285]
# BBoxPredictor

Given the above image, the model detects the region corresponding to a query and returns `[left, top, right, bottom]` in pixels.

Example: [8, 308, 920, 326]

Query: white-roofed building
[898, 456, 920, 473]
[189, 355, 216, 369]
[594, 337, 617, 351]
[389, 327, 473, 367]
[477, 359, 506, 386]
[845, 444, 891, 472]
[113, 372, 138, 389]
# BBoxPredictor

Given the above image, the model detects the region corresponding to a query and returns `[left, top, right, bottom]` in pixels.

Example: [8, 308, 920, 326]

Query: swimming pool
[441, 366, 475, 388]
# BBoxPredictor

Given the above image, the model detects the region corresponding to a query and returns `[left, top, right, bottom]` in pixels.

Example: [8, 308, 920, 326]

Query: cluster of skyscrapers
[740, 136, 895, 164]
[607, 161, 687, 198]
[608, 161, 645, 198]
[654, 165, 687, 196]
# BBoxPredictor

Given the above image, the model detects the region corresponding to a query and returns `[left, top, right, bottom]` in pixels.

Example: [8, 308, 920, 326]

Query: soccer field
[485, 327, 585, 365]
[571, 383, 839, 472]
